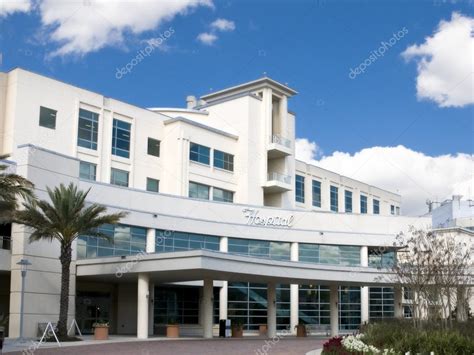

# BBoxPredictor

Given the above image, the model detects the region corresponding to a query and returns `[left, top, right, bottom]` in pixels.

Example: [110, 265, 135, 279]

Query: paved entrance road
[9, 337, 326, 355]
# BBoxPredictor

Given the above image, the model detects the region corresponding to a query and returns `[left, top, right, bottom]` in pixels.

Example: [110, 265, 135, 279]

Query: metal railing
[0, 236, 11, 250]
[267, 172, 292, 185]
[270, 134, 292, 148]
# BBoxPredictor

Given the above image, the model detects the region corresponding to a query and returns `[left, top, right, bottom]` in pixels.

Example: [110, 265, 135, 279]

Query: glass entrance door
[76, 291, 111, 334]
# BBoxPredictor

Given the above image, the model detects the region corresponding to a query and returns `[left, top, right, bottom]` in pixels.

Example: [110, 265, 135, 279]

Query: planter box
[259, 324, 267, 336]
[166, 324, 179, 338]
[231, 325, 243, 338]
[93, 326, 109, 340]
[295, 324, 307, 337]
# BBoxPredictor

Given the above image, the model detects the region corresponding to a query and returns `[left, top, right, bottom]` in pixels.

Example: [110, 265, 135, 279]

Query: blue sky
[0, 0, 473, 214]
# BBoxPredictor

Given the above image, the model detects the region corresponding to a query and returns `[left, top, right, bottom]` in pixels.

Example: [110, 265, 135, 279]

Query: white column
[360, 246, 369, 324]
[146, 228, 155, 253]
[394, 287, 403, 318]
[456, 287, 467, 322]
[202, 278, 214, 338]
[290, 242, 299, 334]
[137, 273, 150, 339]
[330, 285, 338, 337]
[148, 282, 155, 336]
[267, 283, 277, 338]
[219, 237, 228, 320]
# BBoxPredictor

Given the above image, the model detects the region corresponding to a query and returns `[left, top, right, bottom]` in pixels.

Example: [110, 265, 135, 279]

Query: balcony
[268, 135, 292, 158]
[263, 172, 292, 192]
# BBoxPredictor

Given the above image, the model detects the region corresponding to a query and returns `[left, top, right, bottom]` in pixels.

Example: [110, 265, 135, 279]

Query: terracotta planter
[93, 326, 109, 340]
[231, 325, 243, 338]
[259, 324, 267, 336]
[295, 324, 307, 337]
[166, 324, 179, 338]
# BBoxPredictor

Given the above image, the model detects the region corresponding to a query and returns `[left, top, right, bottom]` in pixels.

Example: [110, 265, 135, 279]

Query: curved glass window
[299, 244, 360, 266]
[228, 238, 290, 261]
[155, 230, 219, 252]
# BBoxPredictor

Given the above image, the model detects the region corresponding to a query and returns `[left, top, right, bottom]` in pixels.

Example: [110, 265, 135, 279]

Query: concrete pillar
[267, 283, 277, 338]
[330, 285, 338, 336]
[456, 287, 467, 322]
[219, 237, 228, 320]
[146, 228, 155, 253]
[148, 282, 155, 335]
[360, 246, 369, 323]
[290, 242, 299, 334]
[394, 287, 403, 318]
[137, 273, 150, 339]
[202, 278, 214, 338]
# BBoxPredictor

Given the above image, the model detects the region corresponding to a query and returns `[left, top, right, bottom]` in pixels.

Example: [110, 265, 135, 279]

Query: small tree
[15, 183, 127, 337]
[391, 226, 472, 329]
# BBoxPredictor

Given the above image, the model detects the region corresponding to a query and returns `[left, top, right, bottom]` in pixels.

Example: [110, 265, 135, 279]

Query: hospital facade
[0, 68, 431, 339]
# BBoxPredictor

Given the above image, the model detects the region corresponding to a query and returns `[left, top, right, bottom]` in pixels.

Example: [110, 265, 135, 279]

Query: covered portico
[76, 249, 402, 339]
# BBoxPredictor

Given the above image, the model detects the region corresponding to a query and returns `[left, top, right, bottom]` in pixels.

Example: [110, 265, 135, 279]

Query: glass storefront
[299, 285, 330, 326]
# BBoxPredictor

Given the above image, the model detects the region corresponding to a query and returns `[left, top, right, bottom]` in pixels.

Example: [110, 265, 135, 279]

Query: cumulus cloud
[196, 32, 218, 45]
[402, 12, 474, 107]
[296, 139, 473, 216]
[210, 18, 235, 32]
[0, 0, 32, 17]
[38, 0, 213, 57]
[197, 17, 235, 45]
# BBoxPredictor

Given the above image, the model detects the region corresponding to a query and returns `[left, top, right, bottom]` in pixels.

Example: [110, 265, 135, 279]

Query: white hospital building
[0, 68, 437, 339]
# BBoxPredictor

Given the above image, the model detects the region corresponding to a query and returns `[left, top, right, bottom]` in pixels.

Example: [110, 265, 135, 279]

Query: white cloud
[38, 0, 213, 57]
[402, 12, 474, 108]
[0, 0, 32, 17]
[295, 138, 323, 162]
[296, 139, 473, 216]
[196, 32, 218, 45]
[210, 18, 235, 32]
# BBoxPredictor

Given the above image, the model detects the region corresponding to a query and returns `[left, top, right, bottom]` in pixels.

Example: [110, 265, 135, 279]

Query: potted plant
[93, 320, 109, 340]
[258, 324, 267, 336]
[166, 318, 179, 338]
[231, 319, 244, 338]
[295, 323, 307, 337]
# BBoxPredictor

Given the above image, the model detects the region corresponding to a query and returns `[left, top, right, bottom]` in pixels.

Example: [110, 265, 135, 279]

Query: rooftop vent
[186, 95, 197, 109]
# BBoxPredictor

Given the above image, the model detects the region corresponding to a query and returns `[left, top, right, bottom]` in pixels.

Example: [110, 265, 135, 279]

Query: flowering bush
[322, 336, 351, 355]
[342, 334, 380, 354]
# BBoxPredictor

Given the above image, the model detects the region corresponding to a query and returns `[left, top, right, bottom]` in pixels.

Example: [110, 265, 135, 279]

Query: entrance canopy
[76, 250, 397, 286]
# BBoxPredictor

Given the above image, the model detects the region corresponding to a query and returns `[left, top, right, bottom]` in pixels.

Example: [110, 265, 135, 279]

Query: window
[312, 180, 321, 207]
[213, 187, 234, 203]
[147, 138, 160, 157]
[369, 287, 394, 321]
[390, 205, 395, 215]
[373, 199, 380, 214]
[112, 119, 131, 158]
[330, 186, 338, 212]
[146, 178, 159, 192]
[79, 161, 96, 181]
[189, 143, 210, 165]
[155, 230, 219, 253]
[396, 206, 400, 215]
[295, 175, 305, 203]
[77, 109, 99, 150]
[39, 106, 57, 129]
[228, 238, 291, 261]
[345, 190, 353, 213]
[189, 181, 209, 200]
[214, 150, 234, 171]
[360, 195, 368, 214]
[110, 168, 129, 187]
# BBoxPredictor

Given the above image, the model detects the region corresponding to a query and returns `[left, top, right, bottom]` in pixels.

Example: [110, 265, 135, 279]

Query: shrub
[322, 336, 351, 355]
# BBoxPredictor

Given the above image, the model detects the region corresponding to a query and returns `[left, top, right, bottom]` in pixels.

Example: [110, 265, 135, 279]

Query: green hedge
[362, 320, 474, 355]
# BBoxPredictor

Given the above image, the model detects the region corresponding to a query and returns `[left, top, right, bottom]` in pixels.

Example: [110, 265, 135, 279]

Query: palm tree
[15, 183, 127, 337]
[0, 165, 34, 223]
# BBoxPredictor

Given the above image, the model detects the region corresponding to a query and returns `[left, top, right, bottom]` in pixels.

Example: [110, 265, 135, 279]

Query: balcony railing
[267, 172, 292, 185]
[270, 134, 292, 148]
[0, 236, 11, 250]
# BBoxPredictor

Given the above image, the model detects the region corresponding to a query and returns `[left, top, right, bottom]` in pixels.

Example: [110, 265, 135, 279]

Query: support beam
[290, 242, 299, 334]
[360, 246, 369, 324]
[219, 282, 228, 320]
[394, 287, 403, 318]
[267, 283, 277, 338]
[137, 273, 150, 339]
[202, 278, 214, 338]
[330, 285, 338, 337]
